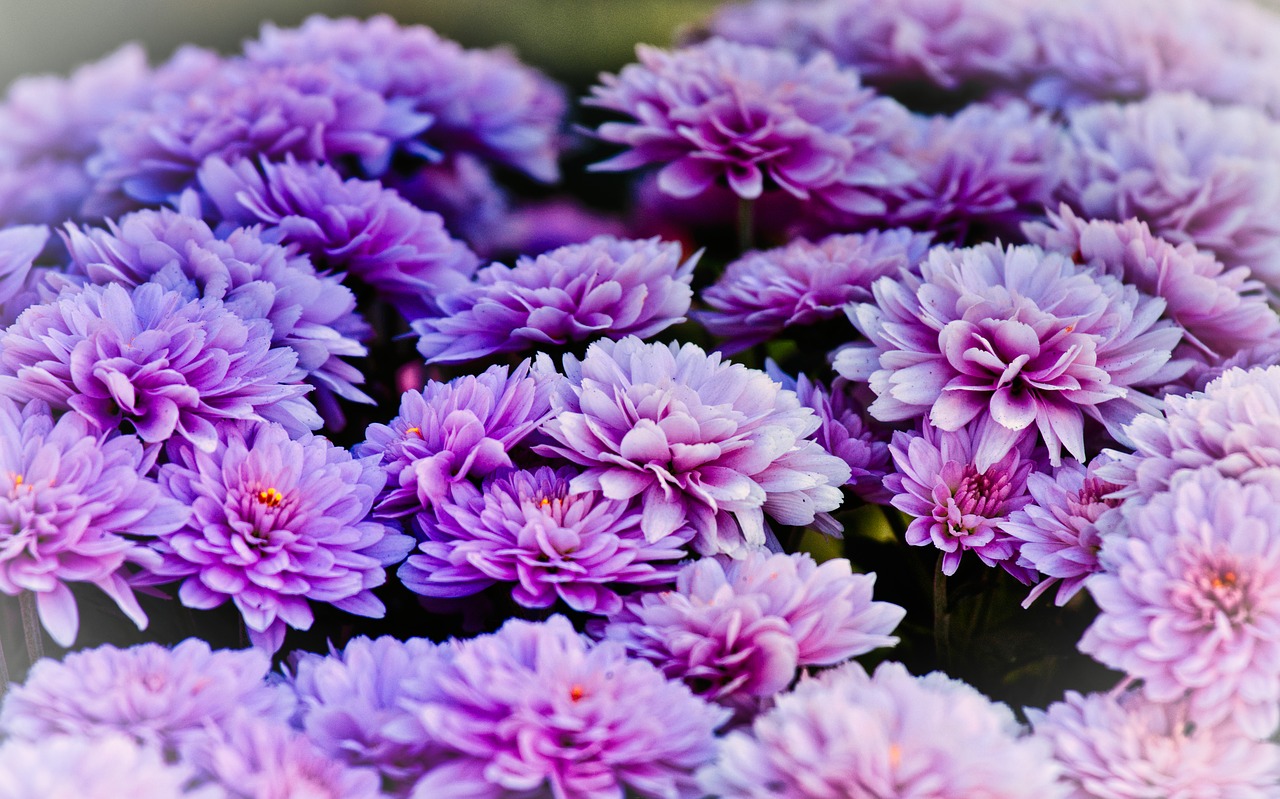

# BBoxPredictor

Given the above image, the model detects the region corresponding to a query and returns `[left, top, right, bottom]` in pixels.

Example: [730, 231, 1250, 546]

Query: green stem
[933, 553, 951, 671]
[736, 197, 755, 254]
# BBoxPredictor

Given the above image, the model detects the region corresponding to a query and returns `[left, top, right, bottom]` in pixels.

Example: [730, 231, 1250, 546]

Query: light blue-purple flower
[0, 734, 226, 799]
[0, 224, 53, 327]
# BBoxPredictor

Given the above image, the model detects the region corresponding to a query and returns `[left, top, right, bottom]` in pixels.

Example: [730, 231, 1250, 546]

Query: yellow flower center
[257, 487, 285, 508]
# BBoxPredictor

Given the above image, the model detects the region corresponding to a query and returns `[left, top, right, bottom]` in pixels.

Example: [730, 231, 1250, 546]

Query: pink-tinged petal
[619, 419, 671, 462]
[930, 388, 985, 430]
[989, 386, 1037, 431]
[641, 486, 688, 542]
[35, 583, 80, 648]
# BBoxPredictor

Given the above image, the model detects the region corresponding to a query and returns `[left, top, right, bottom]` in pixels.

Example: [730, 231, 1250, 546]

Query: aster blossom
[603, 551, 904, 711]
[836, 242, 1185, 468]
[1079, 467, 1280, 739]
[400, 466, 690, 615]
[534, 336, 852, 557]
[151, 421, 414, 653]
[0, 734, 227, 799]
[414, 236, 696, 364]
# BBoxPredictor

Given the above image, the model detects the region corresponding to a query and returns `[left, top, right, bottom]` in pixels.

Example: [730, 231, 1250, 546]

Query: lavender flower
[414, 615, 729, 799]
[383, 155, 509, 250]
[196, 156, 478, 321]
[1080, 467, 1280, 739]
[534, 337, 852, 556]
[836, 243, 1185, 469]
[0, 282, 313, 450]
[604, 551, 904, 710]
[1029, 689, 1280, 799]
[0, 639, 293, 749]
[479, 198, 627, 259]
[153, 421, 414, 653]
[887, 420, 1035, 577]
[697, 661, 1063, 799]
[0, 734, 226, 799]
[400, 466, 689, 614]
[589, 38, 913, 215]
[414, 236, 696, 364]
[357, 361, 554, 519]
[697, 229, 931, 354]
[0, 224, 52, 327]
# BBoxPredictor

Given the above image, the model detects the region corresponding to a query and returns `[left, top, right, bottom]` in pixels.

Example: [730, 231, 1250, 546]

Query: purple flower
[0, 734, 226, 799]
[196, 156, 478, 321]
[0, 398, 187, 646]
[836, 243, 1185, 469]
[1029, 689, 1280, 799]
[697, 661, 1063, 799]
[1059, 93, 1280, 290]
[413, 615, 729, 799]
[604, 551, 904, 711]
[414, 236, 696, 364]
[697, 229, 931, 354]
[887, 420, 1036, 576]
[152, 421, 413, 653]
[382, 155, 509, 251]
[1081, 468, 1280, 738]
[245, 14, 566, 182]
[400, 466, 689, 615]
[479, 198, 628, 259]
[0, 282, 313, 450]
[534, 336, 852, 557]
[357, 361, 554, 519]
[0, 224, 52, 327]
[0, 639, 293, 749]
[589, 38, 913, 215]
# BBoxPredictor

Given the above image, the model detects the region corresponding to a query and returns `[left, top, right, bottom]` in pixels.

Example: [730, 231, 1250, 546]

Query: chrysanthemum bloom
[196, 156, 478, 321]
[604, 551, 904, 710]
[1028, 689, 1280, 799]
[1001, 456, 1122, 608]
[382, 155, 509, 250]
[1080, 468, 1280, 739]
[245, 14, 566, 182]
[63, 202, 371, 411]
[589, 38, 913, 216]
[400, 466, 690, 614]
[0, 282, 313, 450]
[0, 224, 52, 327]
[534, 337, 852, 556]
[414, 236, 697, 364]
[152, 421, 414, 653]
[696, 229, 931, 354]
[0, 639, 293, 749]
[0, 399, 187, 646]
[357, 361, 555, 519]
[1027, 205, 1280, 389]
[887, 420, 1036, 577]
[697, 661, 1063, 799]
[835, 243, 1185, 469]
[0, 734, 227, 799]
[413, 615, 729, 799]
[289, 636, 454, 794]
[1059, 92, 1280, 289]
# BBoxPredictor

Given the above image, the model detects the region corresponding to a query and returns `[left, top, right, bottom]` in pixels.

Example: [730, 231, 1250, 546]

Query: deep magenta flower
[414, 236, 696, 364]
[697, 229, 931, 354]
[534, 337, 852, 556]
[400, 466, 689, 614]
[603, 551, 904, 711]
[589, 38, 913, 215]
[836, 243, 1185, 469]
[152, 421, 414, 653]
[0, 735, 226, 799]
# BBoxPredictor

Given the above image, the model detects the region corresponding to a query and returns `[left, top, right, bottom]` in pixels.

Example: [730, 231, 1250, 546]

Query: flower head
[0, 224, 53, 327]
[0, 734, 226, 799]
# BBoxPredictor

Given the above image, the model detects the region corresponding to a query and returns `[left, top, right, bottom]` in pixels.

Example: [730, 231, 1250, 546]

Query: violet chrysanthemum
[0, 281, 313, 450]
[357, 361, 555, 519]
[1028, 689, 1280, 799]
[589, 38, 913, 216]
[1001, 456, 1122, 608]
[534, 337, 852, 557]
[413, 615, 729, 799]
[0, 398, 188, 647]
[697, 661, 1063, 799]
[0, 224, 52, 327]
[413, 236, 696, 364]
[887, 420, 1036, 577]
[245, 14, 566, 182]
[196, 156, 478, 321]
[604, 551, 904, 711]
[0, 638, 293, 749]
[400, 466, 690, 614]
[1080, 467, 1280, 738]
[697, 229, 931, 354]
[1059, 92, 1280, 289]
[0, 734, 226, 799]
[835, 243, 1185, 468]
[152, 421, 414, 653]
